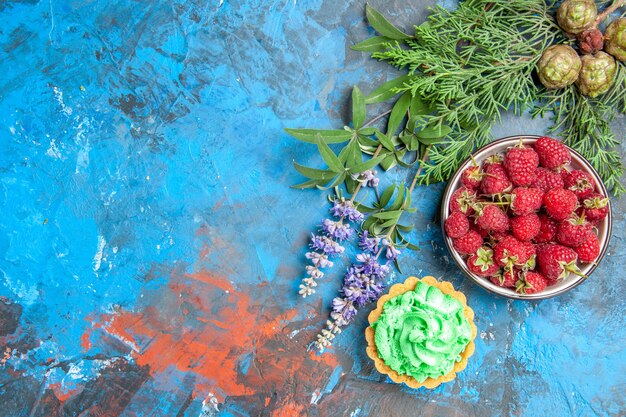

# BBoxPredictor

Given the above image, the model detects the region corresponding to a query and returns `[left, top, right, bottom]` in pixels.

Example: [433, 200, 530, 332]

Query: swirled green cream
[373, 281, 472, 382]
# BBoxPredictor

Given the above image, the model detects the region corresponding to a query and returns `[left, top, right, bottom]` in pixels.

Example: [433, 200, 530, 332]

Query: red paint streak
[49, 382, 81, 402]
[270, 402, 306, 417]
[80, 331, 92, 350]
[102, 270, 339, 403]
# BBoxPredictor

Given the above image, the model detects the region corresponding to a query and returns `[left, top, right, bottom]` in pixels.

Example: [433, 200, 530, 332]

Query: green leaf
[416, 125, 453, 140]
[285, 128, 352, 144]
[389, 186, 405, 211]
[349, 155, 386, 173]
[365, 4, 412, 40]
[394, 258, 404, 273]
[380, 153, 397, 171]
[406, 242, 420, 251]
[358, 127, 376, 135]
[365, 75, 412, 104]
[372, 210, 402, 220]
[351, 36, 394, 52]
[344, 140, 362, 169]
[375, 131, 395, 151]
[316, 134, 345, 173]
[378, 185, 396, 208]
[352, 86, 366, 129]
[362, 216, 377, 233]
[293, 163, 335, 180]
[355, 203, 377, 213]
[387, 91, 412, 135]
[409, 93, 431, 116]
[290, 179, 322, 189]
[358, 134, 379, 148]
[345, 176, 358, 194]
[320, 173, 347, 190]
[397, 223, 414, 232]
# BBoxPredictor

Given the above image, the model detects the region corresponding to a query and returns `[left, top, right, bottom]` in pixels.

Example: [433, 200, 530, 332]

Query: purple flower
[386, 245, 401, 260]
[330, 199, 364, 223]
[310, 234, 345, 255]
[305, 252, 333, 268]
[322, 219, 353, 241]
[353, 170, 379, 187]
[330, 297, 357, 325]
[359, 231, 380, 254]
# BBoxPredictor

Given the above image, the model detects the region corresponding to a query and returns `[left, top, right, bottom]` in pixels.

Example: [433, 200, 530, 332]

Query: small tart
[365, 276, 477, 389]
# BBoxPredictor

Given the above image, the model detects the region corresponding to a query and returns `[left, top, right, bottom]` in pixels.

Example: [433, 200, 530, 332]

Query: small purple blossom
[386, 245, 401, 260]
[359, 231, 380, 254]
[353, 170, 379, 187]
[322, 219, 353, 241]
[330, 199, 365, 223]
[310, 234, 345, 255]
[305, 251, 333, 268]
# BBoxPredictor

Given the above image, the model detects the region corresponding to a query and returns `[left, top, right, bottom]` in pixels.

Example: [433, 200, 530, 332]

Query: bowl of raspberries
[441, 135, 611, 300]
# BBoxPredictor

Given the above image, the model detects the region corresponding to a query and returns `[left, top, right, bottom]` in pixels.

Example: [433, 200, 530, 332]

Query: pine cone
[605, 18, 626, 62]
[557, 0, 597, 35]
[537, 45, 582, 89]
[576, 51, 617, 98]
[578, 29, 604, 55]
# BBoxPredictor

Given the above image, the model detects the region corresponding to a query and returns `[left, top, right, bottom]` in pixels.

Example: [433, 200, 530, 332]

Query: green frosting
[373, 281, 472, 382]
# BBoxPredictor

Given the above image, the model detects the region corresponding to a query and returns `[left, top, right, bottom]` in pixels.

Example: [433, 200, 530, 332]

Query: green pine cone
[537, 45, 582, 89]
[576, 52, 617, 98]
[605, 18, 626, 62]
[557, 0, 597, 35]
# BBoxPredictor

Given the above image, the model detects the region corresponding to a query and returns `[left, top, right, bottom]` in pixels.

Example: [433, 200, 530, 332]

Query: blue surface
[0, 0, 624, 416]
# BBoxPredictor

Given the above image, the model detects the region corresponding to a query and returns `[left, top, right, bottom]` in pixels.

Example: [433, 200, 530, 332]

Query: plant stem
[346, 111, 391, 204]
[595, 0, 626, 25]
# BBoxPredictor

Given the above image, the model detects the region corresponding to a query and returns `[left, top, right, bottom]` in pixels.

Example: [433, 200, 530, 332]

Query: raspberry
[511, 213, 541, 241]
[483, 154, 504, 167]
[543, 188, 578, 221]
[466, 247, 500, 277]
[450, 187, 477, 216]
[563, 170, 595, 199]
[480, 163, 512, 195]
[445, 211, 470, 238]
[534, 136, 571, 169]
[494, 235, 532, 268]
[536, 243, 584, 281]
[510, 187, 544, 215]
[505, 144, 539, 186]
[574, 232, 600, 263]
[556, 214, 593, 247]
[452, 230, 483, 255]
[461, 166, 483, 189]
[532, 167, 564, 192]
[534, 214, 558, 244]
[490, 267, 517, 287]
[475, 204, 510, 233]
[581, 193, 609, 222]
[515, 271, 548, 294]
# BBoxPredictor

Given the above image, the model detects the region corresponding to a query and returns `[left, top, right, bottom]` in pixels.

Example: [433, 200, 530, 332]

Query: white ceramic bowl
[440, 135, 612, 300]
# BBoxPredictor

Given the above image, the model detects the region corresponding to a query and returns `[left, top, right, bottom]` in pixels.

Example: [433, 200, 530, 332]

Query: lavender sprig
[298, 198, 364, 297]
[314, 235, 401, 351]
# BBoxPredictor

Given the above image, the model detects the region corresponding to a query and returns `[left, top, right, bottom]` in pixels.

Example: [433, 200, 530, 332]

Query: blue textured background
[0, 0, 624, 416]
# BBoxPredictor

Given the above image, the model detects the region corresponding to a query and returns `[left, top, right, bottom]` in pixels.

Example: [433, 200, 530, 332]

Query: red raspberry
[467, 247, 500, 277]
[510, 187, 544, 216]
[511, 213, 540, 242]
[490, 267, 517, 287]
[580, 193, 609, 222]
[574, 232, 600, 263]
[452, 230, 483, 256]
[483, 154, 504, 168]
[521, 242, 537, 270]
[494, 235, 532, 268]
[515, 271, 548, 294]
[449, 187, 477, 216]
[534, 136, 571, 169]
[505, 144, 539, 186]
[461, 166, 483, 189]
[543, 188, 578, 221]
[534, 214, 558, 244]
[556, 214, 593, 247]
[532, 167, 564, 192]
[563, 170, 595, 199]
[480, 163, 512, 195]
[445, 211, 470, 238]
[536, 243, 583, 281]
[475, 204, 510, 234]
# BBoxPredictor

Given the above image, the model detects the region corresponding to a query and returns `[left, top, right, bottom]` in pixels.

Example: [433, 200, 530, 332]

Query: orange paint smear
[49, 382, 82, 402]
